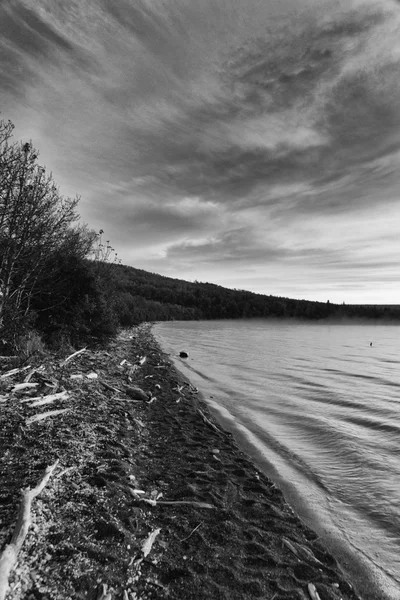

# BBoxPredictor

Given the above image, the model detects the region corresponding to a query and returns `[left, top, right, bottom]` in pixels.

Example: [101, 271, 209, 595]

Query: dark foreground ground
[0, 324, 362, 600]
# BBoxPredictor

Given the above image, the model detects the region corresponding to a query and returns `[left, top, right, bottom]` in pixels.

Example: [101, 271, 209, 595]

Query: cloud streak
[0, 0, 400, 303]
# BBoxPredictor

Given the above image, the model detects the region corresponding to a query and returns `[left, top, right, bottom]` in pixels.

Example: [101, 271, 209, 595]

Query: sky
[1, 0, 400, 304]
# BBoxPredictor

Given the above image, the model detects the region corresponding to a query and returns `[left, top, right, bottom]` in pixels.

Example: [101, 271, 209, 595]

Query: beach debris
[198, 409, 220, 434]
[100, 381, 122, 394]
[56, 466, 76, 479]
[282, 538, 322, 565]
[212, 449, 221, 462]
[26, 408, 70, 425]
[179, 522, 203, 542]
[141, 528, 161, 557]
[70, 373, 84, 380]
[0, 365, 31, 379]
[130, 528, 161, 569]
[139, 356, 147, 366]
[97, 583, 112, 600]
[22, 390, 68, 404]
[28, 391, 69, 408]
[179, 351, 188, 358]
[24, 367, 43, 383]
[155, 384, 161, 390]
[86, 372, 98, 380]
[11, 382, 39, 393]
[0, 461, 59, 600]
[124, 385, 149, 402]
[143, 580, 167, 593]
[137, 496, 214, 509]
[307, 583, 322, 600]
[61, 347, 86, 365]
[39, 377, 58, 391]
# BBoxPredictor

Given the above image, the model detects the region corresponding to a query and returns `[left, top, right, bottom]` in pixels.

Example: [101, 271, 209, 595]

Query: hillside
[104, 262, 400, 325]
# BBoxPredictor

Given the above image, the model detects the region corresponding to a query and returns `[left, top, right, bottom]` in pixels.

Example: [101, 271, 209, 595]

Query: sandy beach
[0, 324, 362, 600]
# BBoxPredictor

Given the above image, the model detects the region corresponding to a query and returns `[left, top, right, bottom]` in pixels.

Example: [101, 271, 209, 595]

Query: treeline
[1, 117, 399, 356]
[103, 263, 400, 324]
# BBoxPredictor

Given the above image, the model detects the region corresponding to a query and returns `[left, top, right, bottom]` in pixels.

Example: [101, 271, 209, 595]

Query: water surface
[154, 319, 400, 600]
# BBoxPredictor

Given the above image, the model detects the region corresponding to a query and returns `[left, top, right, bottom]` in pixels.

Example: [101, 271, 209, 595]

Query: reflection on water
[154, 319, 400, 600]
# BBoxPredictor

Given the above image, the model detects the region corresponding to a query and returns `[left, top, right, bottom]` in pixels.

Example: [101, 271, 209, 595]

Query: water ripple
[155, 320, 400, 600]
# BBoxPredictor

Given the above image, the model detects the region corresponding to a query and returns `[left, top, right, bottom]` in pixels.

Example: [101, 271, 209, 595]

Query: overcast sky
[1, 0, 400, 304]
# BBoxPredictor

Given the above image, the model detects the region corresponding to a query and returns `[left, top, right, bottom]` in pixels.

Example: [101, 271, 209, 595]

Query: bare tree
[0, 119, 89, 347]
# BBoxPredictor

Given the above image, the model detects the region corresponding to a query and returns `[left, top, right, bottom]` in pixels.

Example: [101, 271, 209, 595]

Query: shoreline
[0, 324, 364, 599]
[153, 321, 400, 600]
[163, 356, 380, 600]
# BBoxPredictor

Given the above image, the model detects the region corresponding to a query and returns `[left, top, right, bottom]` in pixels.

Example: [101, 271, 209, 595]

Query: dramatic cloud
[1, 0, 399, 303]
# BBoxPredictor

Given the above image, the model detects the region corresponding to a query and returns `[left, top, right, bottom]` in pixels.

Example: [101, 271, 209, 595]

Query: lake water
[154, 319, 400, 600]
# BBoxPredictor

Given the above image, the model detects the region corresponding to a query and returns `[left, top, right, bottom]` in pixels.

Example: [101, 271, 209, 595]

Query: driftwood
[308, 583, 322, 600]
[179, 522, 202, 542]
[26, 408, 70, 425]
[0, 461, 59, 600]
[0, 365, 31, 380]
[198, 409, 220, 433]
[282, 537, 322, 565]
[22, 392, 68, 406]
[100, 381, 122, 394]
[24, 367, 44, 383]
[97, 583, 112, 600]
[61, 347, 86, 365]
[11, 382, 39, 393]
[137, 495, 214, 509]
[29, 391, 69, 408]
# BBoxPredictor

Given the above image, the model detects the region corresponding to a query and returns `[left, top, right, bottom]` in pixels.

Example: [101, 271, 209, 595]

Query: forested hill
[106, 262, 400, 325]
